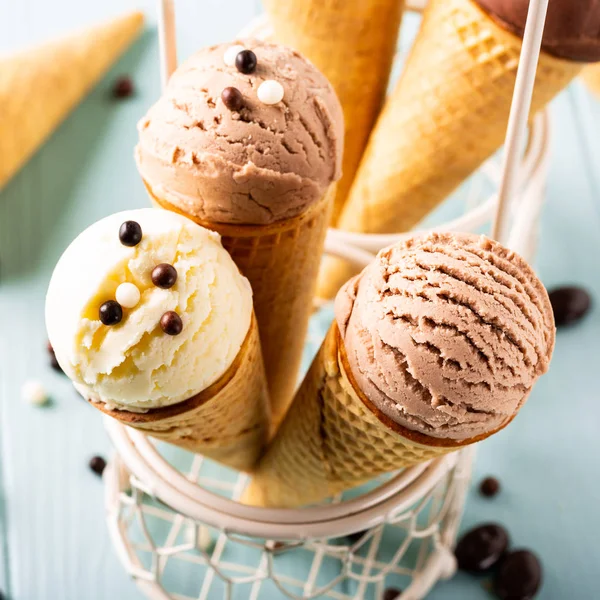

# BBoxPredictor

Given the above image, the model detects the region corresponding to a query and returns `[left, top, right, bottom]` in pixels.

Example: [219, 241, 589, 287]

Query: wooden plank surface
[1, 2, 600, 599]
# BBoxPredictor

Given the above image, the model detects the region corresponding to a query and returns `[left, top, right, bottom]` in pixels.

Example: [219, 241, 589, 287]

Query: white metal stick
[491, 0, 550, 243]
[157, 0, 178, 90]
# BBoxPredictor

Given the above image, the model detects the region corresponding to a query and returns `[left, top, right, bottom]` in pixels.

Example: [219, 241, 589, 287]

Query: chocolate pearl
[347, 529, 369, 545]
[89, 455, 107, 477]
[479, 476, 501, 498]
[113, 76, 134, 98]
[152, 263, 178, 289]
[99, 300, 123, 326]
[221, 86, 244, 111]
[494, 550, 542, 600]
[161, 311, 183, 336]
[382, 589, 402, 600]
[119, 220, 142, 247]
[549, 286, 591, 326]
[268, 541, 285, 551]
[235, 49, 257, 74]
[455, 523, 509, 572]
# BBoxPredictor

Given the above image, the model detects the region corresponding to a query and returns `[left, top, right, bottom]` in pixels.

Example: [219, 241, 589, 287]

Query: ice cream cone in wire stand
[316, 0, 600, 301]
[46, 209, 270, 472]
[136, 40, 344, 427]
[261, 0, 405, 224]
[243, 233, 555, 507]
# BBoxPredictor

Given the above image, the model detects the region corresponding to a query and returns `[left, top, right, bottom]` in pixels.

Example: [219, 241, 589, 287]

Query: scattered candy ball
[224, 44, 245, 67]
[119, 220, 143, 247]
[112, 76, 134, 99]
[99, 300, 123, 326]
[479, 476, 501, 498]
[455, 523, 509, 573]
[116, 282, 141, 309]
[493, 550, 542, 600]
[160, 311, 183, 336]
[549, 286, 591, 327]
[21, 380, 49, 406]
[47, 341, 64, 374]
[89, 455, 107, 477]
[257, 80, 284, 105]
[152, 263, 178, 289]
[235, 49, 257, 74]
[382, 588, 402, 600]
[266, 540, 286, 551]
[346, 529, 369, 545]
[221, 86, 244, 111]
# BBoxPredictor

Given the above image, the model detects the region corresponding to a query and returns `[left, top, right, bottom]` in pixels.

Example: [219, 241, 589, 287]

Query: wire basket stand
[104, 0, 553, 598]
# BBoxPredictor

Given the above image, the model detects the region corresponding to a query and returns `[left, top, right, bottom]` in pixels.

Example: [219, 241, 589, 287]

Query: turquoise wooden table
[1, 1, 600, 599]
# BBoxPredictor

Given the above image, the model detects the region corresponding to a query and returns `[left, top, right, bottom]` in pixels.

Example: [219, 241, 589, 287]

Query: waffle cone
[242, 323, 512, 508]
[263, 0, 404, 224]
[90, 315, 270, 472]
[316, 0, 581, 301]
[0, 11, 144, 191]
[146, 182, 334, 427]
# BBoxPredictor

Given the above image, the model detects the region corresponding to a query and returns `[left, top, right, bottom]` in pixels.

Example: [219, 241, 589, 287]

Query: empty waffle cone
[0, 11, 144, 191]
[242, 323, 501, 507]
[92, 315, 270, 473]
[147, 182, 334, 428]
[263, 0, 404, 224]
[316, 0, 582, 300]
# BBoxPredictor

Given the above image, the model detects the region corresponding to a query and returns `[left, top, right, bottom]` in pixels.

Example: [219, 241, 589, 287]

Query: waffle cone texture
[90, 315, 270, 472]
[146, 182, 334, 427]
[0, 11, 144, 191]
[263, 0, 404, 224]
[316, 0, 582, 300]
[242, 323, 507, 508]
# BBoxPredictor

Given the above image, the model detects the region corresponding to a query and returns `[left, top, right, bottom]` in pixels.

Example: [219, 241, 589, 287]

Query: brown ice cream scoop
[336, 232, 555, 441]
[136, 39, 344, 225]
[475, 0, 600, 62]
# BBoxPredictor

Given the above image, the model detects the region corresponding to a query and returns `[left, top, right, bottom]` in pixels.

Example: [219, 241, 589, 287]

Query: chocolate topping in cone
[475, 0, 600, 62]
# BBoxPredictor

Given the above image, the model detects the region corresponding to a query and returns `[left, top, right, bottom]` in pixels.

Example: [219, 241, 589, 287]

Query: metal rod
[157, 0, 178, 90]
[491, 0, 550, 243]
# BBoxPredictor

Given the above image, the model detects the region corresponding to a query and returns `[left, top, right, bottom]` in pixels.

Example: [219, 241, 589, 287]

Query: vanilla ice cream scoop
[46, 208, 253, 410]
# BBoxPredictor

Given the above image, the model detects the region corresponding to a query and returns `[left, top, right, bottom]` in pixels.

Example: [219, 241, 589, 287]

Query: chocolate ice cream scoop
[475, 0, 600, 62]
[335, 232, 555, 440]
[136, 39, 343, 225]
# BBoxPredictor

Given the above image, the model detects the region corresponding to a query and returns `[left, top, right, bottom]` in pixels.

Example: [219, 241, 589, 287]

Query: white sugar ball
[224, 44, 245, 67]
[22, 380, 49, 406]
[257, 80, 284, 105]
[116, 283, 141, 309]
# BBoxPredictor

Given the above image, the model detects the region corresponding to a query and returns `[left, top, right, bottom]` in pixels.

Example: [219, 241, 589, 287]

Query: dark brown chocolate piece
[493, 549, 542, 600]
[455, 523, 509, 572]
[475, 0, 600, 62]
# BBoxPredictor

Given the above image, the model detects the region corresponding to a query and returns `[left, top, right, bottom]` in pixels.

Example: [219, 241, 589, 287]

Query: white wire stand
[104, 0, 553, 598]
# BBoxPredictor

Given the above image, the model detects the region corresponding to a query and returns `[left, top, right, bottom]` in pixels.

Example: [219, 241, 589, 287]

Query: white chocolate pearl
[224, 44, 245, 67]
[116, 282, 141, 309]
[22, 380, 49, 406]
[257, 80, 284, 105]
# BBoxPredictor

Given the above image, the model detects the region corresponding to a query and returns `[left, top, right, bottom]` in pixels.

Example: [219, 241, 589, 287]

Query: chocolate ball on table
[455, 523, 509, 572]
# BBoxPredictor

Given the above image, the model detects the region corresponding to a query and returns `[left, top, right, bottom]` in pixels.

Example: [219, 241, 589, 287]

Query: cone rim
[89, 313, 260, 423]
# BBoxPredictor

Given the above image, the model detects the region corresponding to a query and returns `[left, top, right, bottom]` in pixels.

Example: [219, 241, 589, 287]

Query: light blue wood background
[1, 1, 600, 599]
